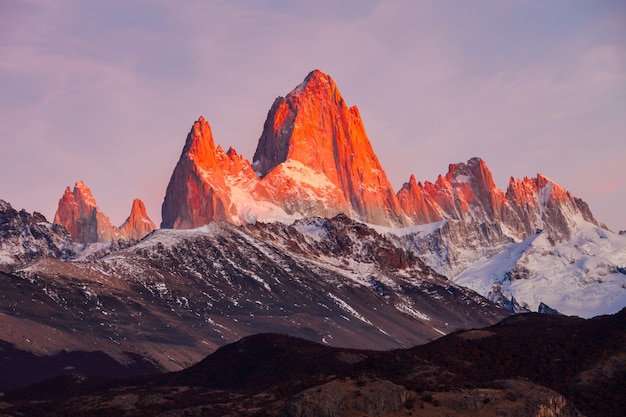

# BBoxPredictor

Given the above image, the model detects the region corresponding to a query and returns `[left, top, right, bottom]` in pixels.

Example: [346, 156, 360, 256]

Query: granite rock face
[253, 69, 407, 227]
[118, 199, 157, 241]
[161, 116, 238, 229]
[505, 173, 598, 241]
[54, 181, 115, 243]
[162, 71, 409, 229]
[54, 181, 154, 243]
[161, 72, 599, 243]
[398, 157, 600, 242]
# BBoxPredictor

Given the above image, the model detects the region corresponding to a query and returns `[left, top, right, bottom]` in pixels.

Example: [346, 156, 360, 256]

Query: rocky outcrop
[393, 218, 514, 277]
[161, 116, 237, 229]
[397, 174, 443, 224]
[118, 199, 156, 241]
[281, 379, 409, 417]
[418, 379, 583, 417]
[54, 181, 154, 243]
[505, 173, 599, 241]
[54, 181, 116, 243]
[0, 200, 74, 271]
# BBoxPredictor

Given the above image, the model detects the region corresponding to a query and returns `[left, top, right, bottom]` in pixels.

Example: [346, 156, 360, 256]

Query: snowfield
[453, 216, 626, 318]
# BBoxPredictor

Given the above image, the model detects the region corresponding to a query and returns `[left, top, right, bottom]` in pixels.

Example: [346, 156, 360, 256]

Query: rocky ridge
[397, 157, 600, 242]
[161, 70, 600, 248]
[0, 200, 74, 271]
[46, 70, 607, 254]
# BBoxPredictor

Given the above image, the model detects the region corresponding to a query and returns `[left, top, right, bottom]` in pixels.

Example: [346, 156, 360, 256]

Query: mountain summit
[398, 157, 600, 242]
[54, 181, 155, 243]
[54, 181, 116, 243]
[253, 69, 407, 226]
[160, 70, 602, 241]
[162, 70, 409, 228]
[161, 116, 235, 228]
[119, 199, 157, 240]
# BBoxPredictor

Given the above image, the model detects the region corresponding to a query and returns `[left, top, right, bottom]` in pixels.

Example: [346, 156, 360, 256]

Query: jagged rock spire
[252, 69, 408, 226]
[54, 181, 155, 243]
[54, 181, 115, 243]
[398, 158, 600, 241]
[161, 116, 235, 229]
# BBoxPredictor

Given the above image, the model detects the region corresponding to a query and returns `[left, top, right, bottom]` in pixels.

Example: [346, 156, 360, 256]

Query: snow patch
[453, 218, 626, 318]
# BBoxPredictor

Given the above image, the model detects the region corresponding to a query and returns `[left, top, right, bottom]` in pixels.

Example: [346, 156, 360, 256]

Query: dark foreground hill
[2, 308, 624, 417]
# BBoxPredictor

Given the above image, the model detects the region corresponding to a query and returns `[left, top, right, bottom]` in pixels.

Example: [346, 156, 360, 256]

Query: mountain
[53, 181, 115, 243]
[453, 218, 626, 318]
[391, 157, 624, 317]
[118, 198, 157, 240]
[155, 71, 622, 318]
[0, 212, 508, 390]
[54, 181, 155, 243]
[397, 157, 600, 242]
[0, 200, 74, 272]
[5, 309, 624, 417]
[159, 72, 602, 246]
[2, 68, 624, 402]
[162, 70, 408, 229]
[161, 116, 236, 228]
[253, 69, 407, 227]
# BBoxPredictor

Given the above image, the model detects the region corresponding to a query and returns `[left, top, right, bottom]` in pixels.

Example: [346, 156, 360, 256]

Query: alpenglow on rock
[161, 116, 254, 228]
[160, 70, 601, 246]
[162, 70, 409, 229]
[252, 69, 408, 227]
[119, 199, 157, 241]
[54, 181, 116, 243]
[398, 157, 600, 242]
[54, 181, 155, 243]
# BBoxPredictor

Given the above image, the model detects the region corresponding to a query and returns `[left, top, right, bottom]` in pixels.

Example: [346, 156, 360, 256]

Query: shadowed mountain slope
[5, 309, 624, 417]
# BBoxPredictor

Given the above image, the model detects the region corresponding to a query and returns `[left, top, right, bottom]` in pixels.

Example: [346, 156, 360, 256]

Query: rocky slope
[54, 181, 155, 243]
[5, 309, 624, 417]
[0, 200, 75, 272]
[154, 71, 623, 317]
[453, 217, 626, 317]
[0, 214, 508, 390]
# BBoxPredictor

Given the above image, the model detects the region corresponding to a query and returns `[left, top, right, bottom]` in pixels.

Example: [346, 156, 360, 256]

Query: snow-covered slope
[378, 219, 515, 278]
[453, 216, 626, 318]
[0, 200, 75, 271]
[2, 214, 507, 373]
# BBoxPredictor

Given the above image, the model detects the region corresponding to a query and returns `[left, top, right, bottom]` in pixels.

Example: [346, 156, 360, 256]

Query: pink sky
[1, 1, 625, 231]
